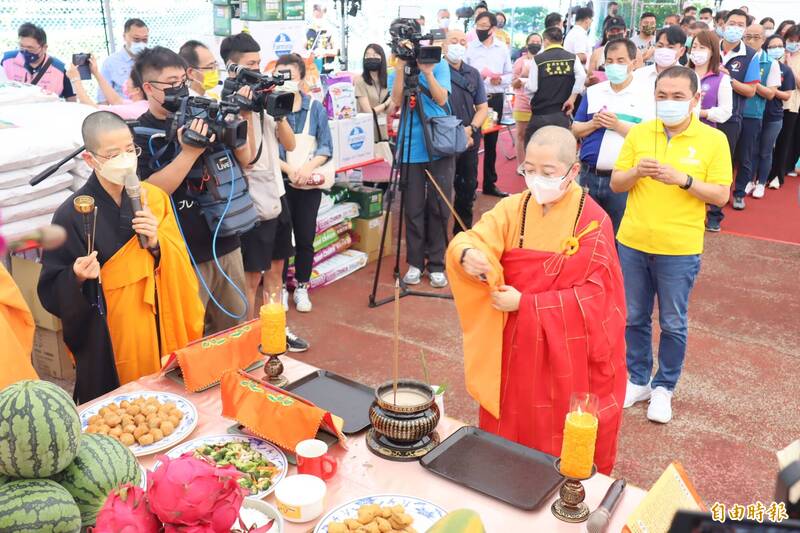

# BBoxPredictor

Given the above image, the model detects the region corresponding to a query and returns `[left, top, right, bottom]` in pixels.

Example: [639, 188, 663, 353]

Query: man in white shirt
[465, 11, 512, 197]
[631, 12, 658, 66]
[634, 25, 688, 91]
[564, 7, 595, 68]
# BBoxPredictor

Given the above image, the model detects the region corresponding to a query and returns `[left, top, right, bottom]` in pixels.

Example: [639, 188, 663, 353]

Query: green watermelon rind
[0, 478, 81, 532]
[0, 380, 81, 478]
[51, 433, 142, 526]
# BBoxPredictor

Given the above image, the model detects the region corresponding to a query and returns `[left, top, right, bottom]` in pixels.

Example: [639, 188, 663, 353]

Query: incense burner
[366, 379, 440, 462]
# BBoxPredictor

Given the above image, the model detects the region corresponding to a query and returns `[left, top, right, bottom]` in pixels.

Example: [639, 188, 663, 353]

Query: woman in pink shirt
[511, 33, 541, 176]
[67, 55, 148, 120]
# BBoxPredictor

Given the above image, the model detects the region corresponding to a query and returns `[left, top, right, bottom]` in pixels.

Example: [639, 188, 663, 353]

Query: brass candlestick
[259, 345, 288, 388]
[551, 458, 597, 523]
[73, 195, 95, 254]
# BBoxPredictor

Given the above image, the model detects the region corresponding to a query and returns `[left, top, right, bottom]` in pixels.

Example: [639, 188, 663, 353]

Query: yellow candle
[559, 410, 598, 479]
[260, 302, 286, 355]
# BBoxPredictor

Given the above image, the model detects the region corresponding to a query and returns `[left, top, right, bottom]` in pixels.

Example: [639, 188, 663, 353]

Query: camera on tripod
[221, 64, 295, 118]
[166, 95, 248, 150]
[389, 18, 444, 65]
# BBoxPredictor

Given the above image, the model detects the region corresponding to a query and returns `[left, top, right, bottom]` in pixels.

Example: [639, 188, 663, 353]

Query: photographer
[66, 55, 149, 120]
[133, 46, 253, 334]
[220, 33, 309, 351]
[389, 19, 456, 289]
[180, 40, 221, 98]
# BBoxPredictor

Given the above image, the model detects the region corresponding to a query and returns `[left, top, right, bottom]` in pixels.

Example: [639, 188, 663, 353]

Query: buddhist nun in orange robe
[0, 263, 38, 389]
[37, 112, 204, 403]
[447, 126, 627, 475]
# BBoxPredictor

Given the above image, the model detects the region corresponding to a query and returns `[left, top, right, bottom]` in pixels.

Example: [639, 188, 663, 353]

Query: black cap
[604, 16, 627, 30]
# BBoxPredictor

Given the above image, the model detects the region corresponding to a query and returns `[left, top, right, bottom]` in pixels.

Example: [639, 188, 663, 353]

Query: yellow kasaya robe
[0, 264, 38, 388]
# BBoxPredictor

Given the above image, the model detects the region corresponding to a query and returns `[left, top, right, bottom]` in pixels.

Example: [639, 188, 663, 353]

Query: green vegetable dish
[193, 442, 279, 494]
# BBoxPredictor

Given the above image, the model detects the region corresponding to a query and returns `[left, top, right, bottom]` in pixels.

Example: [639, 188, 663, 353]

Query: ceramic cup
[274, 474, 326, 523]
[296, 438, 338, 480]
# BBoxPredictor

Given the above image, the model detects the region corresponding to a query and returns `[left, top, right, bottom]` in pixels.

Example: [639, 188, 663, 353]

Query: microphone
[586, 478, 627, 533]
[124, 171, 148, 249]
[5, 225, 68, 253]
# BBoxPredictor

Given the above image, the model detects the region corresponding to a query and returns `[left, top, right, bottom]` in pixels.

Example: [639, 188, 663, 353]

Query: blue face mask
[128, 42, 147, 55]
[723, 25, 745, 43]
[605, 63, 629, 84]
[787, 42, 800, 54]
[19, 49, 40, 66]
[767, 47, 785, 61]
[715, 26, 725, 38]
[656, 99, 692, 126]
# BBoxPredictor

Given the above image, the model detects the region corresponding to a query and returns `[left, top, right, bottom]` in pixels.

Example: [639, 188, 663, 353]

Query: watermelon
[0, 478, 81, 532]
[51, 434, 142, 526]
[0, 380, 81, 478]
[0, 474, 8, 487]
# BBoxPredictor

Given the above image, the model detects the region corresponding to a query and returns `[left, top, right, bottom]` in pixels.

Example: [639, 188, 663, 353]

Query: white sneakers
[744, 181, 756, 195]
[293, 284, 312, 313]
[768, 177, 781, 190]
[624, 380, 674, 424]
[429, 272, 448, 288]
[752, 183, 766, 199]
[647, 387, 673, 424]
[624, 380, 652, 408]
[403, 266, 422, 285]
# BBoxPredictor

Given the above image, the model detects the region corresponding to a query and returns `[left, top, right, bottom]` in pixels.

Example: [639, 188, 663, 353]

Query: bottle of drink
[308, 173, 326, 186]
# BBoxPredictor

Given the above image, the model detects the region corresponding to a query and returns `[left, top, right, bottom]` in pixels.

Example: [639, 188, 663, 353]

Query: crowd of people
[1, 3, 799, 473]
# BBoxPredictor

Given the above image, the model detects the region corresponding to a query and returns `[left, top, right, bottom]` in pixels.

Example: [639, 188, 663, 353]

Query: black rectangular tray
[420, 426, 565, 510]
[283, 370, 373, 435]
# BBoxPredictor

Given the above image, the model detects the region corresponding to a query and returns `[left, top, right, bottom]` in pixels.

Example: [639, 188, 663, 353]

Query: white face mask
[446, 43, 466, 63]
[128, 42, 146, 55]
[525, 170, 572, 205]
[94, 151, 138, 185]
[654, 47, 678, 67]
[690, 50, 710, 66]
[765, 29, 776, 37]
[439, 18, 450, 29]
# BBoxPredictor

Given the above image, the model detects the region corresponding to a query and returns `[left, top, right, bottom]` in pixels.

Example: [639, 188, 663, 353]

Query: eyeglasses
[92, 146, 142, 161]
[18, 43, 43, 54]
[192, 63, 219, 71]
[146, 78, 188, 89]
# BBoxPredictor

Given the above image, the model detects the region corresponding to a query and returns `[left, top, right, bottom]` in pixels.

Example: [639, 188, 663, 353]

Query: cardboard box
[351, 212, 393, 263]
[348, 185, 383, 219]
[332, 113, 375, 169]
[32, 327, 75, 380]
[11, 255, 61, 331]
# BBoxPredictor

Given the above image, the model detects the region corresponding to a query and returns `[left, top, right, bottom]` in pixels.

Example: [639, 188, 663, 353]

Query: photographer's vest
[530, 45, 577, 115]
[2, 52, 65, 96]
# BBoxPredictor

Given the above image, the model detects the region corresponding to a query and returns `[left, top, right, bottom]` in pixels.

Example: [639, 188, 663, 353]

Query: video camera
[388, 18, 444, 65]
[221, 64, 295, 117]
[165, 95, 248, 150]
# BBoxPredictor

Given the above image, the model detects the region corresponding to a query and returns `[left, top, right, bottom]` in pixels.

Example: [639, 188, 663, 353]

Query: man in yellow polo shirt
[611, 65, 732, 424]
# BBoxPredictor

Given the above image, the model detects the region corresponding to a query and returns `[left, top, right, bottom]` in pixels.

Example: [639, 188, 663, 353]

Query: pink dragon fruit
[148, 454, 246, 532]
[91, 484, 160, 533]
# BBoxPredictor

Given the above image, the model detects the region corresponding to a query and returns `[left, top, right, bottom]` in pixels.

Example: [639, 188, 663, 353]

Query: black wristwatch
[469, 124, 479, 136]
[680, 175, 694, 190]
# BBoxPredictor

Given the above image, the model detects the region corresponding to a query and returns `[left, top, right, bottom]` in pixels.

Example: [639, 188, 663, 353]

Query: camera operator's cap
[604, 16, 627, 31]
[475, 1, 488, 9]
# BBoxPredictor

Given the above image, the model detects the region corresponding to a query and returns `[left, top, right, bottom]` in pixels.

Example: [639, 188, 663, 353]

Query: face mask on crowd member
[523, 154, 580, 205]
[124, 21, 149, 56]
[640, 17, 657, 37]
[604, 40, 635, 85]
[474, 13, 495, 43]
[787, 38, 800, 54]
[654, 27, 686, 68]
[444, 31, 468, 63]
[655, 67, 701, 127]
[766, 37, 785, 61]
[141, 62, 189, 114]
[527, 35, 542, 55]
[83, 131, 140, 186]
[723, 11, 748, 44]
[184, 43, 220, 93]
[18, 35, 46, 67]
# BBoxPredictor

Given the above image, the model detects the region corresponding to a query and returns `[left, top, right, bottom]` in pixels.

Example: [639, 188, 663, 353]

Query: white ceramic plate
[313, 494, 447, 533]
[157, 434, 288, 500]
[79, 391, 198, 457]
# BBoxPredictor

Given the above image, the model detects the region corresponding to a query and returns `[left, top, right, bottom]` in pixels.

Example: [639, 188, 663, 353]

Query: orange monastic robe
[0, 264, 38, 389]
[100, 182, 204, 385]
[446, 183, 627, 474]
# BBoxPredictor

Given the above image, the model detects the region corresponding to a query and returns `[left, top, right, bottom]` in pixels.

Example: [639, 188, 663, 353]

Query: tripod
[368, 61, 457, 308]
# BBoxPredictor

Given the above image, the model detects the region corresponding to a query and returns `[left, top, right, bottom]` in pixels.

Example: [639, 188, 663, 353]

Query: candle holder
[551, 458, 597, 523]
[259, 344, 288, 388]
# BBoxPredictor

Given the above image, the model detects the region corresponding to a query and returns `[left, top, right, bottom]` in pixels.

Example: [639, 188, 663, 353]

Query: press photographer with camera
[133, 46, 254, 334]
[66, 55, 149, 120]
[2, 22, 75, 101]
[389, 18, 456, 289]
[219, 33, 309, 351]
[179, 40, 221, 99]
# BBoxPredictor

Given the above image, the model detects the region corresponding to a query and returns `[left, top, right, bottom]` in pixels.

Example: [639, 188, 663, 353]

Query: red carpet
[479, 128, 800, 245]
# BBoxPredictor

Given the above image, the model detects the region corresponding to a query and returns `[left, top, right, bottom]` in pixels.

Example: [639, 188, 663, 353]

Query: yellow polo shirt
[615, 116, 732, 255]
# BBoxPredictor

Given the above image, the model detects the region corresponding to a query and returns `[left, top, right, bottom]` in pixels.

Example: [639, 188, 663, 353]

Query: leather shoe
[483, 187, 509, 198]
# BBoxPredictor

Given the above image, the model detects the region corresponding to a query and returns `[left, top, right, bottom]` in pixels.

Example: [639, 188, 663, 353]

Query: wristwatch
[680, 175, 694, 190]
[469, 124, 479, 136]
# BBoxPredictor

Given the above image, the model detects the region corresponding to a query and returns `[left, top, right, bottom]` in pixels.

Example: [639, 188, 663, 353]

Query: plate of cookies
[79, 391, 198, 457]
[314, 494, 447, 533]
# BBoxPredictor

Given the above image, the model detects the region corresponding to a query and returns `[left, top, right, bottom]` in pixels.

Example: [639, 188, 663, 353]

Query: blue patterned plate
[313, 494, 447, 533]
[79, 391, 198, 457]
[157, 434, 288, 500]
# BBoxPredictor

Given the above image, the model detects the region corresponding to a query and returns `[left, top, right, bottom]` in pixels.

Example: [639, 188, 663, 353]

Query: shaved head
[81, 111, 130, 153]
[447, 29, 466, 41]
[527, 126, 578, 167]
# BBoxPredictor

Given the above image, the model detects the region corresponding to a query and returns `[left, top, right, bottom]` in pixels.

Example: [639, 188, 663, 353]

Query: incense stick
[393, 278, 400, 405]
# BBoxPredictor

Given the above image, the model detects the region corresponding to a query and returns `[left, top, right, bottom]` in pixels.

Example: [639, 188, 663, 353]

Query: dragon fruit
[149, 455, 246, 532]
[91, 484, 160, 533]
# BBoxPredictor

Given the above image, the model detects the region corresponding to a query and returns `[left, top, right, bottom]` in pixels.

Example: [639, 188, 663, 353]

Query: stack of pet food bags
[287, 188, 367, 290]
[0, 86, 95, 241]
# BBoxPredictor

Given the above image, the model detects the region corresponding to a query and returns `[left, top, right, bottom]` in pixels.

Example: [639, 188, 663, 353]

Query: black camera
[72, 53, 92, 80]
[388, 18, 443, 65]
[221, 64, 295, 118]
[166, 95, 248, 150]
[455, 6, 475, 19]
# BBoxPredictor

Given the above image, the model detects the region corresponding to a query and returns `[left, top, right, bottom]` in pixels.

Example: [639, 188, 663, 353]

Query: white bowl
[274, 474, 326, 523]
[240, 499, 284, 532]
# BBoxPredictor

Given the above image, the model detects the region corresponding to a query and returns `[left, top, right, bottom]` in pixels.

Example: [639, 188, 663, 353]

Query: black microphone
[124, 171, 148, 249]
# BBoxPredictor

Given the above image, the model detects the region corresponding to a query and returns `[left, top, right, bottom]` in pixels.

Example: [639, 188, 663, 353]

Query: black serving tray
[420, 426, 565, 510]
[283, 370, 374, 435]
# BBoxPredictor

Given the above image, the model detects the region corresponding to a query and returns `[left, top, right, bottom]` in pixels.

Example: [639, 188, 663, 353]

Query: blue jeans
[579, 164, 628, 235]
[757, 120, 783, 184]
[618, 243, 701, 391]
[735, 117, 762, 197]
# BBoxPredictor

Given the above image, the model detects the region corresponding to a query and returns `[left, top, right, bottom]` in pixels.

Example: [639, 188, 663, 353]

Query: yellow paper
[624, 462, 705, 533]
